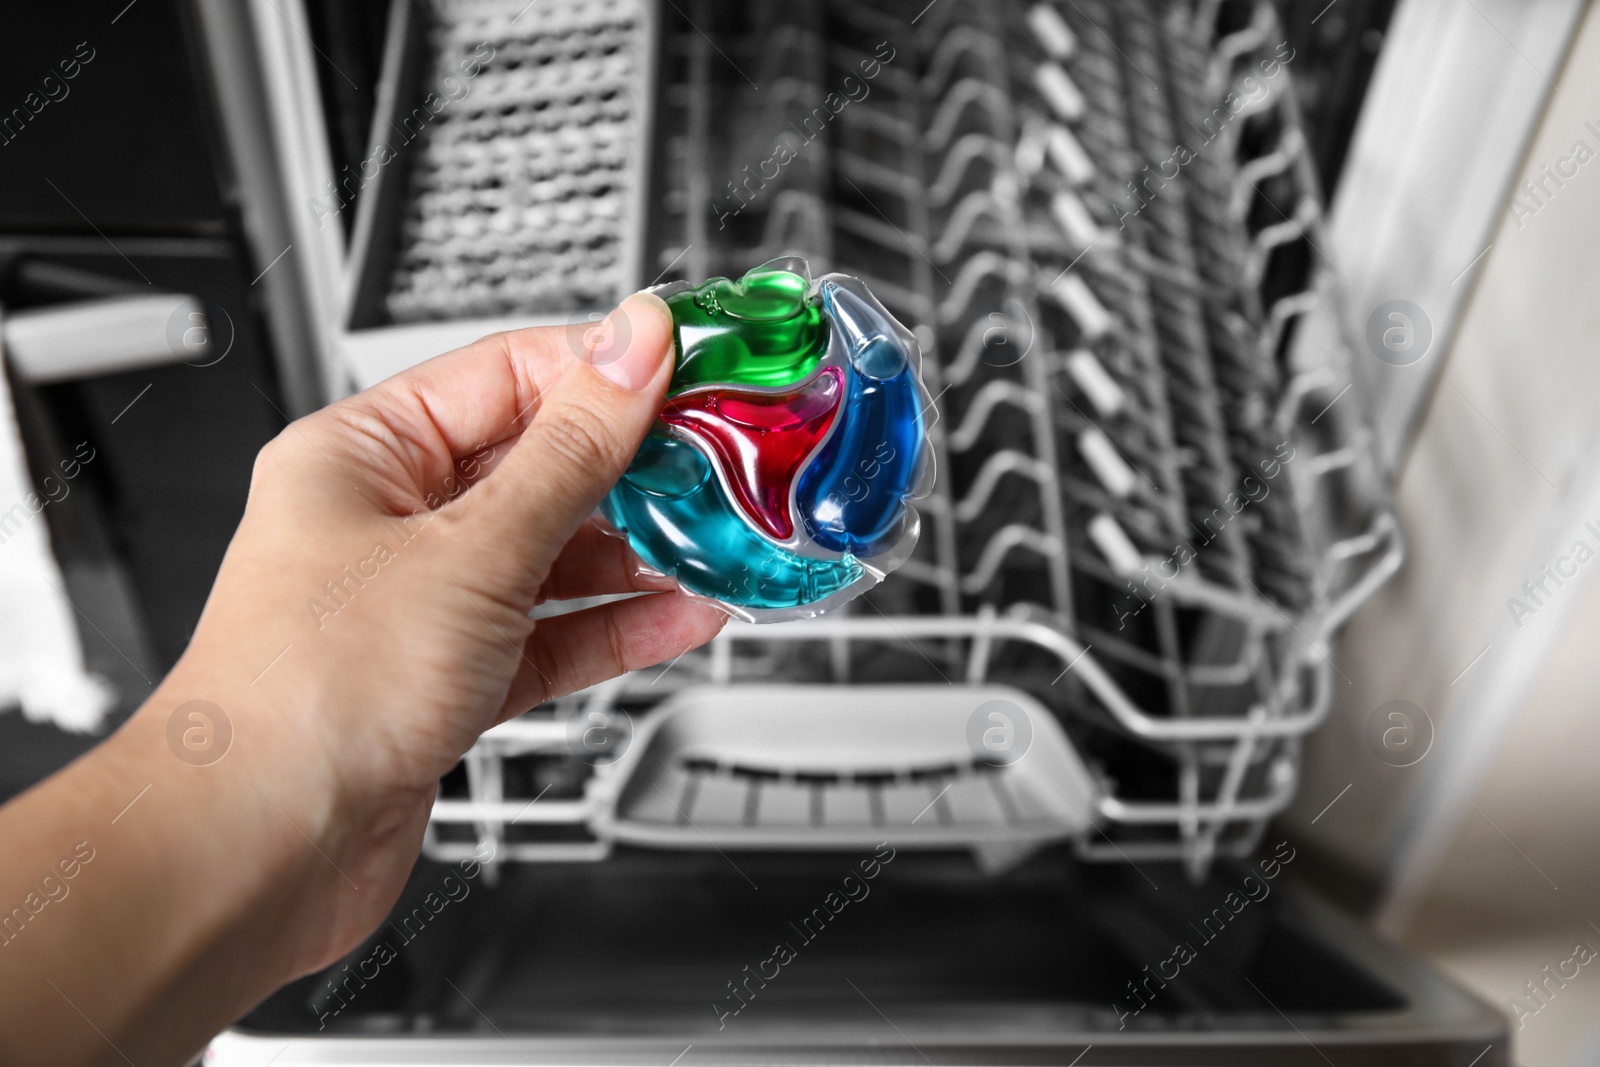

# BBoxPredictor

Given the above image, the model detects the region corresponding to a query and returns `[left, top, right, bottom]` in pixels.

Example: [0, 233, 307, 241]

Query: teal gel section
[602, 435, 864, 611]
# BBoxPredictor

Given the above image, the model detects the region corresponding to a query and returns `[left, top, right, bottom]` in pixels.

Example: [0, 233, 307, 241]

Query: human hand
[168, 292, 724, 974]
[0, 293, 729, 1065]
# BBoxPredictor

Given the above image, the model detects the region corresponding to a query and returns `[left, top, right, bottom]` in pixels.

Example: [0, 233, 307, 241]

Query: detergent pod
[600, 258, 934, 622]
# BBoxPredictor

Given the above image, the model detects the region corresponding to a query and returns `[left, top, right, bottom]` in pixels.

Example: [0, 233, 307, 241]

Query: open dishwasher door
[192, 0, 1524, 1061]
[216, 849, 1504, 1065]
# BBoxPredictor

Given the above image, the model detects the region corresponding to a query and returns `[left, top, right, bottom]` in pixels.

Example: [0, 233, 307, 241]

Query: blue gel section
[821, 280, 908, 380]
[795, 361, 924, 558]
[602, 434, 864, 611]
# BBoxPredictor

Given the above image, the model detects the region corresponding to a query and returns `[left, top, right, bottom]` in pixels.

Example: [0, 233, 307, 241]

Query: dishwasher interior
[217, 0, 1506, 1059]
[238, 850, 1503, 1057]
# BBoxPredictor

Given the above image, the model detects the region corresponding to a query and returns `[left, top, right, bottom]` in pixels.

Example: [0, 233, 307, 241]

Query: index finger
[372, 322, 582, 453]
[314, 318, 602, 506]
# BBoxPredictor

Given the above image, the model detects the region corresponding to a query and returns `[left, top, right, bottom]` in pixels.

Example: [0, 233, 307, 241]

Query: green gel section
[666, 267, 829, 395]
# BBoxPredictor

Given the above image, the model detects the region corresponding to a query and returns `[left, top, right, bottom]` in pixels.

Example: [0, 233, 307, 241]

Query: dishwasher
[199, 0, 1510, 1061]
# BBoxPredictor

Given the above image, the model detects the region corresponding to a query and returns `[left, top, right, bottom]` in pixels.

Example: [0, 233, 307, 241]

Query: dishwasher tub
[221, 850, 1506, 1064]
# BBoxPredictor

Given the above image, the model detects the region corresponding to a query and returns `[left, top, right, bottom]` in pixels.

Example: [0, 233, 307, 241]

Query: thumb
[450, 291, 675, 605]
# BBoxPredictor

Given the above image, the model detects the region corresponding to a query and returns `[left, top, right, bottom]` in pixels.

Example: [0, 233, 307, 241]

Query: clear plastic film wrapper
[599, 258, 935, 623]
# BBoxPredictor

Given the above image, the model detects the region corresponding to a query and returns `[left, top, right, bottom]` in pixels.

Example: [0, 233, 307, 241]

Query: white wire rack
[423, 0, 1399, 881]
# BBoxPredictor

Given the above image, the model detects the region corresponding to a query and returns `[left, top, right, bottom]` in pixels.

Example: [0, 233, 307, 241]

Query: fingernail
[587, 292, 673, 391]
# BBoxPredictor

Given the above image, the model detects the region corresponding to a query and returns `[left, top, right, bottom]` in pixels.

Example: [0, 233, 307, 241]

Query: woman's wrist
[118, 663, 354, 965]
[0, 662, 348, 1063]
[129, 645, 371, 963]
[143, 635, 446, 967]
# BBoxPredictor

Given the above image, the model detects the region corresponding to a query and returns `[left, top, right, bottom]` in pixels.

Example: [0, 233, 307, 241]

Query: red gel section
[660, 368, 842, 541]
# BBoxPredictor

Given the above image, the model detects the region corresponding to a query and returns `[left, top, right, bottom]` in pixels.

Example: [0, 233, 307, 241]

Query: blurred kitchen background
[2, 0, 1599, 1064]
